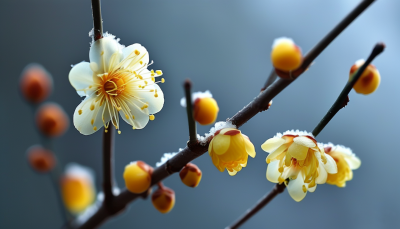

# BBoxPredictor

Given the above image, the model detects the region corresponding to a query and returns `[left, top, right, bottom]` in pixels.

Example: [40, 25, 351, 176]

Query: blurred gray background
[0, 0, 398, 228]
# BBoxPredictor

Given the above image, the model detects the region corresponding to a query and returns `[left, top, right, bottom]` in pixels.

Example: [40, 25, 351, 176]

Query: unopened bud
[179, 163, 202, 188]
[349, 59, 381, 95]
[36, 103, 69, 137]
[123, 161, 153, 194]
[193, 97, 219, 125]
[27, 145, 56, 173]
[20, 63, 53, 103]
[152, 184, 175, 213]
[271, 37, 303, 75]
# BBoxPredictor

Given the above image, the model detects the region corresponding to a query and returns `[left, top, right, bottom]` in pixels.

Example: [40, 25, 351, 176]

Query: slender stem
[184, 79, 197, 144]
[312, 43, 384, 137]
[261, 70, 278, 91]
[91, 0, 103, 41]
[261, 0, 375, 89]
[226, 183, 286, 229]
[73, 1, 376, 228]
[103, 127, 115, 208]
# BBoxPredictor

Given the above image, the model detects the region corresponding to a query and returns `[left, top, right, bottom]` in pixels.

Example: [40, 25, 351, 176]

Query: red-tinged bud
[179, 163, 202, 188]
[123, 161, 153, 194]
[20, 64, 53, 103]
[27, 145, 56, 173]
[152, 183, 175, 213]
[36, 103, 69, 137]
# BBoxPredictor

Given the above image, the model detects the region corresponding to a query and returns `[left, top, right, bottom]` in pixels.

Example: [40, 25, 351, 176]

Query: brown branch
[225, 184, 286, 229]
[102, 127, 115, 209]
[72, 0, 375, 228]
[184, 79, 197, 144]
[91, 0, 103, 41]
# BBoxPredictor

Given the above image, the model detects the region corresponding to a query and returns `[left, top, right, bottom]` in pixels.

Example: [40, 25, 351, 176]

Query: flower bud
[349, 59, 381, 95]
[152, 184, 175, 213]
[123, 161, 153, 194]
[194, 97, 219, 125]
[36, 103, 69, 137]
[26, 145, 56, 173]
[20, 64, 53, 103]
[271, 37, 302, 74]
[179, 163, 202, 188]
[61, 164, 95, 213]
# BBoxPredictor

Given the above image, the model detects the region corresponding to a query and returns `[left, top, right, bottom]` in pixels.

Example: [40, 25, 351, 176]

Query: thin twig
[103, 127, 115, 208]
[261, 70, 278, 91]
[261, 0, 375, 91]
[73, 1, 375, 228]
[91, 0, 103, 41]
[184, 79, 197, 144]
[225, 183, 286, 229]
[312, 42, 385, 137]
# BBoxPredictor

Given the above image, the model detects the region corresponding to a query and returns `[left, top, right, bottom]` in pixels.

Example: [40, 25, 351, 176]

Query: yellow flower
[69, 33, 165, 135]
[323, 143, 361, 187]
[271, 37, 303, 72]
[262, 130, 337, 202]
[61, 164, 95, 213]
[208, 128, 256, 176]
[349, 59, 381, 95]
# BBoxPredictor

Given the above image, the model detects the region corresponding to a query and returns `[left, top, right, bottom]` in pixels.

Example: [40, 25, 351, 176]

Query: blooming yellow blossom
[271, 37, 303, 72]
[349, 59, 380, 95]
[69, 33, 164, 135]
[324, 143, 361, 187]
[208, 128, 256, 176]
[61, 164, 95, 213]
[262, 130, 337, 202]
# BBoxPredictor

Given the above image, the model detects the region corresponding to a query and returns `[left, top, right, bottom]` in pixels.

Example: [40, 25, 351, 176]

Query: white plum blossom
[69, 33, 165, 135]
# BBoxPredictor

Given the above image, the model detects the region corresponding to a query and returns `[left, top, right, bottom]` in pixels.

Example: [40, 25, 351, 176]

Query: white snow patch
[180, 90, 213, 107]
[156, 152, 178, 167]
[274, 130, 314, 139]
[272, 37, 295, 48]
[322, 142, 354, 156]
[64, 163, 95, 184]
[197, 121, 236, 146]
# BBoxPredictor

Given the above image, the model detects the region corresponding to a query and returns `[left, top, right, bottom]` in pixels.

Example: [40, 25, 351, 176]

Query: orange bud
[271, 37, 303, 76]
[27, 145, 56, 173]
[20, 64, 53, 103]
[36, 103, 69, 137]
[152, 184, 175, 213]
[349, 59, 381, 95]
[123, 161, 153, 194]
[193, 97, 219, 125]
[179, 163, 202, 188]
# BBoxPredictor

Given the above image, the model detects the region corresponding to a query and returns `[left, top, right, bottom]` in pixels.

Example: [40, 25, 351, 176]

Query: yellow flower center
[103, 77, 126, 96]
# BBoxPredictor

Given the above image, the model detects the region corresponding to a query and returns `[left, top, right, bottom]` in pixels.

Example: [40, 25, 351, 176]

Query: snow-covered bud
[349, 59, 381, 95]
[208, 128, 256, 176]
[61, 164, 95, 213]
[123, 161, 153, 194]
[20, 64, 53, 103]
[179, 163, 202, 188]
[27, 145, 56, 173]
[271, 37, 303, 74]
[36, 103, 69, 137]
[152, 183, 175, 213]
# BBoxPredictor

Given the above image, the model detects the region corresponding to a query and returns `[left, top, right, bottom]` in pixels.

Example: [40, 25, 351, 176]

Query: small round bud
[20, 64, 53, 103]
[271, 37, 302, 74]
[349, 59, 381, 95]
[61, 164, 95, 213]
[123, 161, 153, 194]
[179, 163, 202, 188]
[152, 184, 175, 214]
[36, 103, 69, 137]
[26, 145, 56, 173]
[193, 97, 219, 125]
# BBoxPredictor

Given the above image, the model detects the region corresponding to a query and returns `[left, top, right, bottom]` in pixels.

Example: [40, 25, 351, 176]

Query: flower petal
[266, 143, 289, 162]
[138, 83, 164, 114]
[89, 36, 122, 74]
[69, 62, 96, 97]
[266, 160, 280, 183]
[287, 174, 307, 202]
[324, 154, 338, 174]
[243, 135, 256, 158]
[121, 43, 150, 70]
[344, 155, 361, 170]
[316, 162, 328, 184]
[308, 184, 317, 193]
[212, 134, 231, 155]
[287, 142, 308, 160]
[293, 136, 316, 148]
[261, 137, 285, 153]
[73, 95, 110, 135]
[119, 99, 150, 129]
